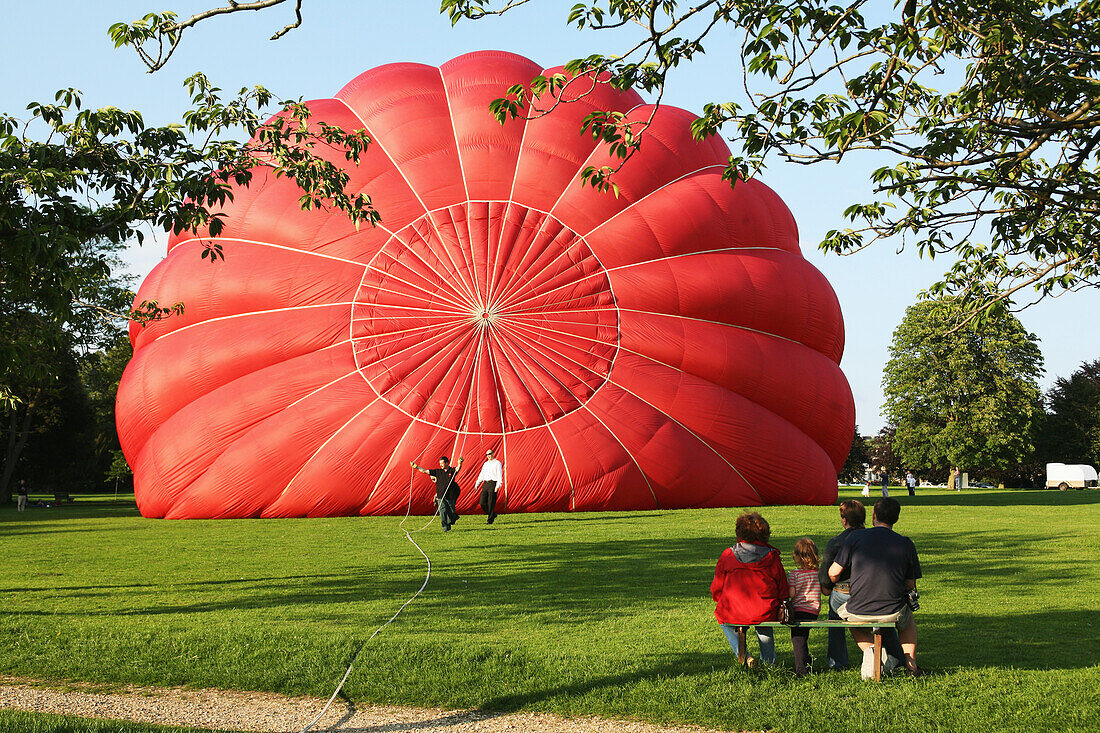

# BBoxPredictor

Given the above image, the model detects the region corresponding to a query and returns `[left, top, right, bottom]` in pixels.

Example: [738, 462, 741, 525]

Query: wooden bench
[731, 620, 895, 681]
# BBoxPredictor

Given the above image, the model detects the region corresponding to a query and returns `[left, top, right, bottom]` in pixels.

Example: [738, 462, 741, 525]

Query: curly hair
[734, 511, 771, 544]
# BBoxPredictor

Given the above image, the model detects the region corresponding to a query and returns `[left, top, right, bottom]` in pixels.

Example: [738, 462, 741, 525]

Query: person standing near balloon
[411, 456, 464, 531]
[475, 449, 503, 524]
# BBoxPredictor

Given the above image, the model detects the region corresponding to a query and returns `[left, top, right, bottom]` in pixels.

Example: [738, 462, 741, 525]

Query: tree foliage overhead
[882, 299, 1044, 478]
[1, 71, 379, 404]
[107, 2, 1100, 319]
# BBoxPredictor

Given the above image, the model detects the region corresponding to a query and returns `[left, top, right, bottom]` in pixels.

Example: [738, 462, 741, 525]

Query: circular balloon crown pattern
[116, 50, 855, 519]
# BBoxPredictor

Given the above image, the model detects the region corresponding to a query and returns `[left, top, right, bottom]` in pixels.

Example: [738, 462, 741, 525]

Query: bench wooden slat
[732, 621, 888, 681]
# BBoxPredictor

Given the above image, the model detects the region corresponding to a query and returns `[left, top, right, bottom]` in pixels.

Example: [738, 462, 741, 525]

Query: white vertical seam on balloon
[451, 324, 489, 447]
[489, 64, 540, 309]
[331, 96, 483, 307]
[145, 303, 356, 347]
[492, 333, 576, 504]
[482, 327, 511, 501]
[438, 67, 472, 206]
[579, 164, 729, 238]
[364, 328, 485, 508]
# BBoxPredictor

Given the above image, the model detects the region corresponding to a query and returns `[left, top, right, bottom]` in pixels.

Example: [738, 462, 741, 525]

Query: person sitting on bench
[828, 497, 925, 680]
[711, 512, 788, 667]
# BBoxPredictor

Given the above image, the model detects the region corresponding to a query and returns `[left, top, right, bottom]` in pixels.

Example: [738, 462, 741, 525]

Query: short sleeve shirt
[427, 468, 458, 500]
[834, 526, 921, 615]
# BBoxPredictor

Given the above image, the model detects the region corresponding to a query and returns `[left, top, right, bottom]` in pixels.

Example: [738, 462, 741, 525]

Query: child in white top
[787, 537, 822, 676]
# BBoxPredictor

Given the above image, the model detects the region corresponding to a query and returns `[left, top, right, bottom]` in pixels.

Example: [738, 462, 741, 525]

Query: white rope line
[579, 164, 729, 239]
[352, 320, 472, 373]
[497, 246, 785, 315]
[145, 302, 354, 346]
[298, 467, 439, 733]
[452, 324, 490, 440]
[440, 67, 473, 205]
[166, 236, 373, 268]
[363, 261, 474, 314]
[483, 328, 511, 500]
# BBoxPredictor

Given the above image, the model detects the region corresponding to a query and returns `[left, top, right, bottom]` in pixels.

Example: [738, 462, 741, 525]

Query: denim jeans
[720, 623, 776, 665]
[827, 590, 850, 669]
[828, 590, 905, 672]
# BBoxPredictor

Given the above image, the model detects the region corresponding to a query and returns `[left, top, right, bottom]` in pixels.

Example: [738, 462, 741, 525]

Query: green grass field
[2, 488, 1098, 733]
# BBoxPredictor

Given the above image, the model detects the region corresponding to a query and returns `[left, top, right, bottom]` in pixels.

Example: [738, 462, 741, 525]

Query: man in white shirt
[475, 449, 503, 524]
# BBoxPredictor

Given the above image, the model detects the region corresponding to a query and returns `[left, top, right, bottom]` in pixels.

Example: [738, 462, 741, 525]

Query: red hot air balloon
[116, 51, 855, 519]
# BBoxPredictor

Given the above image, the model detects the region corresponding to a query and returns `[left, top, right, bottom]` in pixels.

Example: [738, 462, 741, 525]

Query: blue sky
[5, 1, 1096, 433]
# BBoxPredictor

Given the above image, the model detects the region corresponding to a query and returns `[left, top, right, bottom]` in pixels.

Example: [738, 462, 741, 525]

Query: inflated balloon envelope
[116, 51, 855, 519]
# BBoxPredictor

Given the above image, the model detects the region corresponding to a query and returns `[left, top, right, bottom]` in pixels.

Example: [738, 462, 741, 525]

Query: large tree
[1038, 359, 1100, 467]
[108, 1, 1100, 321]
[882, 300, 1044, 481]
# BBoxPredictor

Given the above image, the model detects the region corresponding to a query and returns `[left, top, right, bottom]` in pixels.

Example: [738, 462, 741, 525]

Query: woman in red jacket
[711, 512, 789, 665]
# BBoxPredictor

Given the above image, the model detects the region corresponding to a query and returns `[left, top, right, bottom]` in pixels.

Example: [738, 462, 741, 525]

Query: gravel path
[0, 677, 734, 733]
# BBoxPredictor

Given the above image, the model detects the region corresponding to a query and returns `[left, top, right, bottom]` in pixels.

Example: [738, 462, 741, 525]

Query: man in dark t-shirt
[411, 456, 464, 531]
[829, 497, 923, 678]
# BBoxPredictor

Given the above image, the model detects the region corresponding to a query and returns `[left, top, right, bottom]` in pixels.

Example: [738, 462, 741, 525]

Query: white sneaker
[860, 647, 878, 681]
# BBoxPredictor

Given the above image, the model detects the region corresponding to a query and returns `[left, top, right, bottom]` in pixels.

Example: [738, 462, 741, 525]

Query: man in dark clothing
[411, 456, 464, 531]
[820, 500, 905, 672]
[829, 497, 923, 679]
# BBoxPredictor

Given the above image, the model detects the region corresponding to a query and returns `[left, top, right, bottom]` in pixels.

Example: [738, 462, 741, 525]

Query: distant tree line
[840, 299, 1099, 487]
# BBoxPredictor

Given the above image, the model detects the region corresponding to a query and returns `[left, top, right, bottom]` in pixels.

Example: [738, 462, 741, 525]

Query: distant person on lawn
[829, 497, 924, 679]
[711, 512, 788, 666]
[16, 480, 28, 512]
[787, 537, 821, 676]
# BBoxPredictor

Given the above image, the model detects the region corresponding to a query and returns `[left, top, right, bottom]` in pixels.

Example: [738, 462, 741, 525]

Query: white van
[1046, 463, 1099, 490]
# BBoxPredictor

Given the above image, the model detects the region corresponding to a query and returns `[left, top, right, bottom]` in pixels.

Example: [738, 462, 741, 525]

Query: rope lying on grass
[298, 465, 439, 733]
